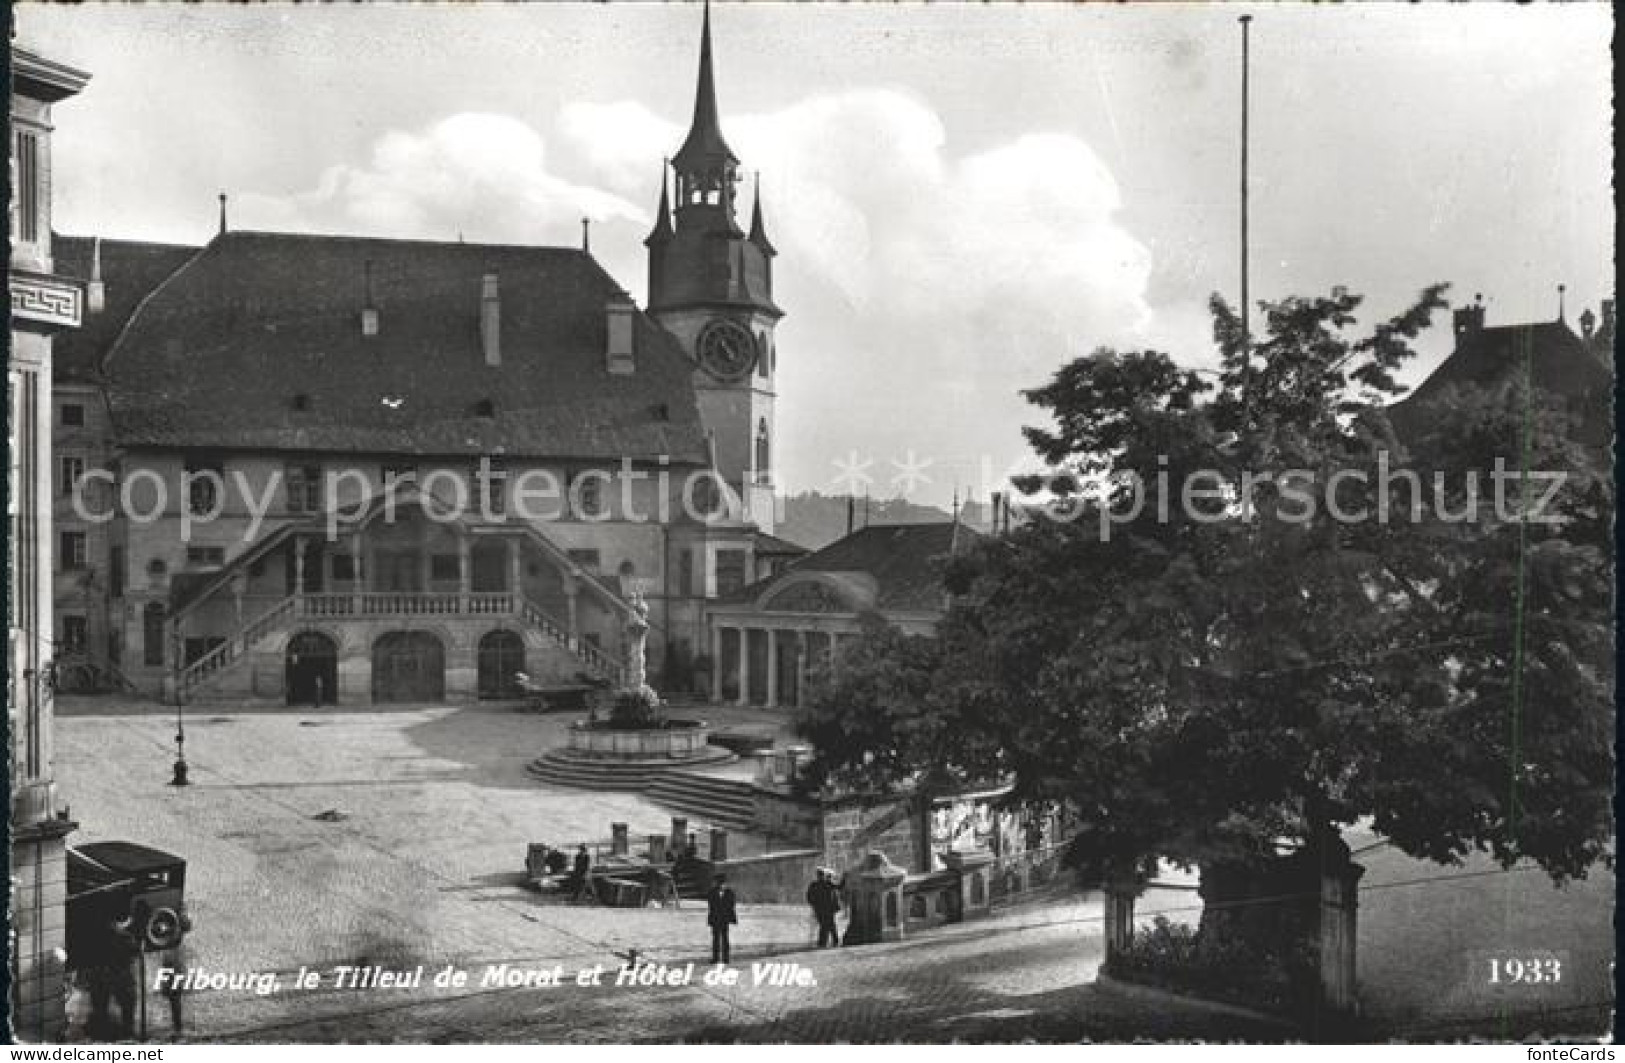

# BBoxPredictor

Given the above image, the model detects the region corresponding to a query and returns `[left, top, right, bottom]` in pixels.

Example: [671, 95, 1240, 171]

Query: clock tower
[646, 0, 782, 531]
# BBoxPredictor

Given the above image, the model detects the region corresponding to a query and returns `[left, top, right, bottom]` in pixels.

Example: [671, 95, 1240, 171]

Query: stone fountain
[528, 588, 734, 788]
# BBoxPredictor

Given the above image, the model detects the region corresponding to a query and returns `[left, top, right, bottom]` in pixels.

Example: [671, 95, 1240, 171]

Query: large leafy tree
[801, 286, 1613, 889]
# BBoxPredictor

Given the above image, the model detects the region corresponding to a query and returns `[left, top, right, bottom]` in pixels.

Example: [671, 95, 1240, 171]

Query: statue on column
[624, 588, 651, 694]
[610, 587, 662, 727]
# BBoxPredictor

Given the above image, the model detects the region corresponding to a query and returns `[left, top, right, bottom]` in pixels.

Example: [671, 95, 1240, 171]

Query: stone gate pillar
[1318, 848, 1366, 1032]
[844, 851, 907, 945]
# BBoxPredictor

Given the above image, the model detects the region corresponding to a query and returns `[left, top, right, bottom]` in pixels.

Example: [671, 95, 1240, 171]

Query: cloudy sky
[19, 3, 1613, 506]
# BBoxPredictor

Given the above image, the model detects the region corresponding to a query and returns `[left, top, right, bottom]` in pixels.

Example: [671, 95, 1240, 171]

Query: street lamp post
[169, 629, 189, 786]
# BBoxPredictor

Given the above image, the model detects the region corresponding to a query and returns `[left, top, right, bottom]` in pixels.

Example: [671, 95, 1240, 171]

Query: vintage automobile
[65, 841, 193, 963]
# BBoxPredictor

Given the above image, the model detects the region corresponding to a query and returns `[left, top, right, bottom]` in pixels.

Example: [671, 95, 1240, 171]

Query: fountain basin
[566, 718, 712, 759]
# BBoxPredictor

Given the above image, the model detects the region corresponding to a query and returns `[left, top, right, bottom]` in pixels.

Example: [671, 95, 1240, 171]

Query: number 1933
[1487, 957, 1563, 985]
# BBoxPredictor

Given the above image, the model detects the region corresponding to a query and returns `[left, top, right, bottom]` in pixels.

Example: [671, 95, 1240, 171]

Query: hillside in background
[774, 492, 993, 552]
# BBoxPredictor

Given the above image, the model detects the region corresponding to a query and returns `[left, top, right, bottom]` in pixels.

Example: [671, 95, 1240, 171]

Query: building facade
[705, 522, 979, 709]
[9, 44, 90, 1043]
[51, 6, 799, 708]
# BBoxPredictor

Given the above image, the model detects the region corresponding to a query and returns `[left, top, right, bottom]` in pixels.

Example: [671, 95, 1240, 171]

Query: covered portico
[705, 570, 937, 710]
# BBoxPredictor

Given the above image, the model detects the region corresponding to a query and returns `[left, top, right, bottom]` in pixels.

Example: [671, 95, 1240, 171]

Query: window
[430, 554, 460, 582]
[715, 549, 747, 596]
[755, 420, 771, 485]
[14, 131, 39, 244]
[147, 558, 168, 578]
[59, 531, 87, 571]
[572, 472, 606, 519]
[567, 549, 601, 572]
[185, 458, 225, 516]
[186, 546, 226, 567]
[679, 549, 695, 596]
[286, 464, 323, 513]
[478, 460, 507, 516]
[332, 554, 357, 582]
[61, 616, 87, 654]
[60, 404, 85, 428]
[59, 455, 85, 498]
[143, 603, 166, 666]
[382, 462, 417, 486]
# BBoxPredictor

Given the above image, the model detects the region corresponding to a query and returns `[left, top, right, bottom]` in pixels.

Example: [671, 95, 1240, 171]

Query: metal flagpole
[1239, 14, 1253, 402]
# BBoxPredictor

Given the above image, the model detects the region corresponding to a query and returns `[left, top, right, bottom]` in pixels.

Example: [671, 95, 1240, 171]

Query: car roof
[72, 841, 185, 875]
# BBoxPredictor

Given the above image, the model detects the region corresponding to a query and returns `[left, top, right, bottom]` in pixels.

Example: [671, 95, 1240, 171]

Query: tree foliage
[799, 286, 1613, 883]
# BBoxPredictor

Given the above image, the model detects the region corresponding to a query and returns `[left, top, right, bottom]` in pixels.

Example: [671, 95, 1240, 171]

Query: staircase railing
[179, 596, 297, 694]
[176, 589, 625, 694]
[519, 596, 625, 686]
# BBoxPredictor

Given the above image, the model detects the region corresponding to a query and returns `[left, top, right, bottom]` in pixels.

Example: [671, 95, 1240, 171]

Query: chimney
[480, 273, 500, 366]
[1601, 299, 1615, 342]
[605, 292, 635, 375]
[218, 192, 228, 236]
[360, 259, 379, 337]
[1580, 308, 1596, 341]
[1452, 293, 1486, 345]
[87, 237, 105, 314]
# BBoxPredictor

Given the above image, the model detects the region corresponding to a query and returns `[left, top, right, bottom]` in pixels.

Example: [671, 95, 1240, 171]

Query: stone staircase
[644, 770, 758, 833]
[525, 746, 735, 790]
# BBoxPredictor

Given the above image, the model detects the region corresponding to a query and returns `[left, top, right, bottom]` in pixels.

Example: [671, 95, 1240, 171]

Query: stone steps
[644, 770, 759, 833]
[525, 746, 736, 791]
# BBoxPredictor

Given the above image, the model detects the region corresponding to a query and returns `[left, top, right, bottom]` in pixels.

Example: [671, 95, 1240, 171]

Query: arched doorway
[372, 631, 445, 703]
[477, 629, 525, 699]
[285, 631, 338, 707]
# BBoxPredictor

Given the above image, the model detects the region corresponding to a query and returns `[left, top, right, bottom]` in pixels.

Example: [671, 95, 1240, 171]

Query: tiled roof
[1387, 319, 1612, 447]
[102, 231, 708, 463]
[723, 521, 979, 612]
[51, 235, 202, 383]
[753, 530, 809, 557]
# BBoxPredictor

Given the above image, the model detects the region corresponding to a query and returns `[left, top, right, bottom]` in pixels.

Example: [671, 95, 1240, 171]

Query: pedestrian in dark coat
[806, 868, 842, 948]
[571, 844, 592, 902]
[706, 873, 738, 964]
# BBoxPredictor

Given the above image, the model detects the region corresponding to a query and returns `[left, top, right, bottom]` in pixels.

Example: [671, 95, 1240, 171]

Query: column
[709, 624, 722, 704]
[795, 631, 808, 709]
[563, 576, 580, 639]
[352, 532, 365, 613]
[294, 537, 308, 598]
[764, 629, 779, 709]
[508, 538, 522, 608]
[735, 629, 751, 707]
[457, 536, 472, 611]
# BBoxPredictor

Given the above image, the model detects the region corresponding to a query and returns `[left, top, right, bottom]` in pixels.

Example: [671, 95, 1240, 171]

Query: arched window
[755, 420, 771, 484]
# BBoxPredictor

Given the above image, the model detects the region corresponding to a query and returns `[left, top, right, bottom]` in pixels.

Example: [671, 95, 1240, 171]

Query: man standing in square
[706, 873, 737, 964]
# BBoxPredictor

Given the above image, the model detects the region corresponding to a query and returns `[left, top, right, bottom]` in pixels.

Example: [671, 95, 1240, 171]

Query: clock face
[697, 319, 758, 383]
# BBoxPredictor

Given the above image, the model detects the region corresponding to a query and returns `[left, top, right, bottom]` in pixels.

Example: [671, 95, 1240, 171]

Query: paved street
[55, 698, 1610, 1042]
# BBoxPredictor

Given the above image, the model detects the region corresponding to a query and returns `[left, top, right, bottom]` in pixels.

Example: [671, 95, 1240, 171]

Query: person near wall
[806, 867, 842, 948]
[570, 844, 592, 903]
[706, 873, 738, 964]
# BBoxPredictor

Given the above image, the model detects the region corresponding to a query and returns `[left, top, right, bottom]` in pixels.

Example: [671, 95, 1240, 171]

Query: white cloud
[237, 113, 646, 243]
[559, 101, 681, 193]
[244, 94, 1191, 501]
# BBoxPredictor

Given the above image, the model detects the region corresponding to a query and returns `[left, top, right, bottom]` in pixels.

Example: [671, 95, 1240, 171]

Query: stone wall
[753, 788, 823, 847]
[715, 848, 824, 905]
[821, 795, 926, 874]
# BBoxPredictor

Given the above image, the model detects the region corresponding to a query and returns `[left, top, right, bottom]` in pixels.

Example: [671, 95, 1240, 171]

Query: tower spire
[672, 0, 738, 172]
[748, 172, 776, 256]
[645, 160, 674, 246]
